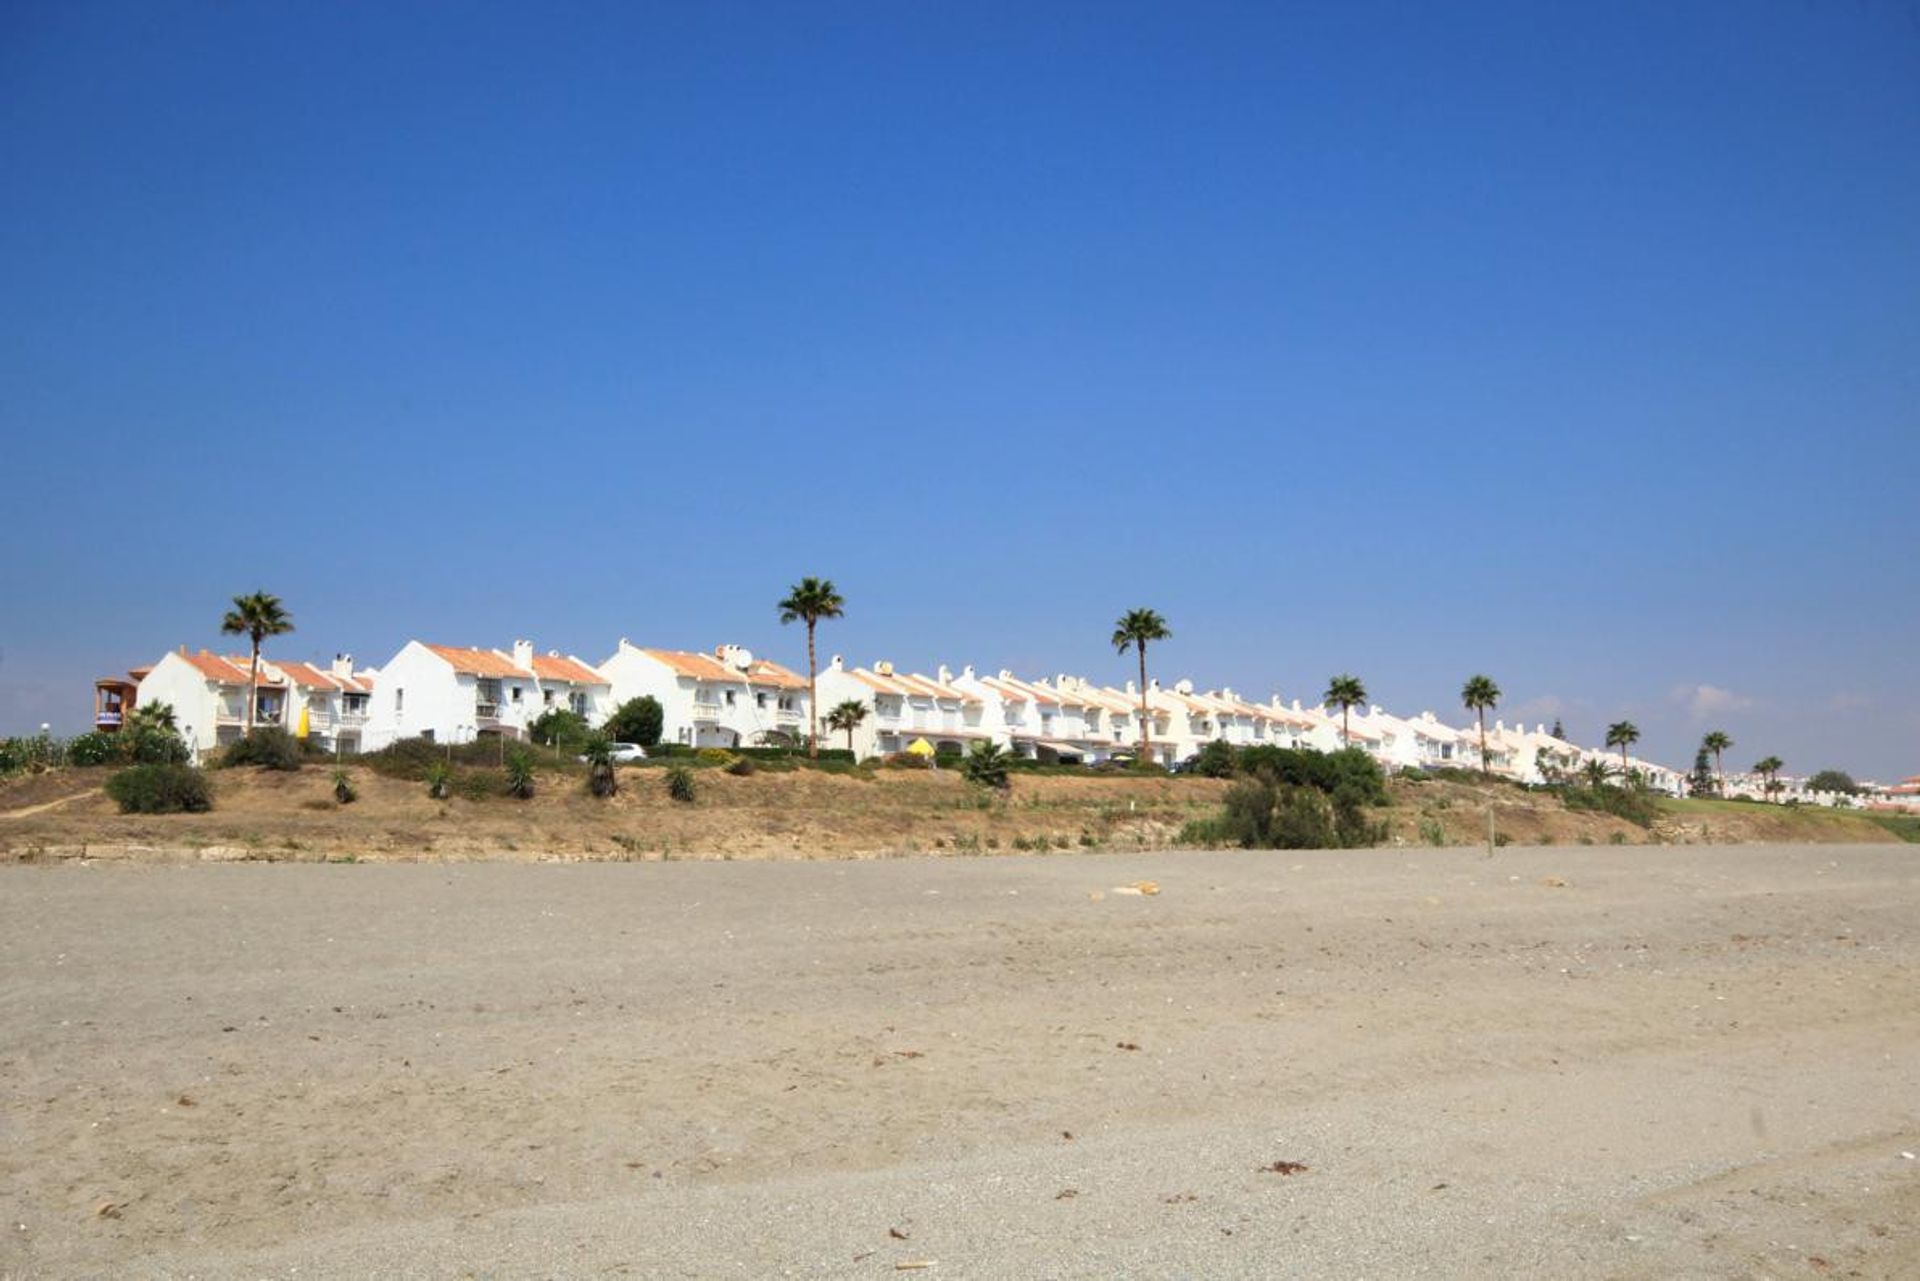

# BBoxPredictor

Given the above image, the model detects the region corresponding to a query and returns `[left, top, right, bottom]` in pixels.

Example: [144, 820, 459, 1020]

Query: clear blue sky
[3, 1, 1916, 779]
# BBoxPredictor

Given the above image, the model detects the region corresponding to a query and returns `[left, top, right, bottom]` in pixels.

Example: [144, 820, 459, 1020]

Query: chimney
[998, 669, 1013, 680]
[829, 654, 845, 671]
[331, 653, 355, 680]
[938, 664, 953, 684]
[179, 644, 188, 656]
[1125, 680, 1138, 695]
[512, 639, 534, 670]
[1293, 698, 1303, 712]
[961, 664, 975, 680]
[1370, 703, 1382, 715]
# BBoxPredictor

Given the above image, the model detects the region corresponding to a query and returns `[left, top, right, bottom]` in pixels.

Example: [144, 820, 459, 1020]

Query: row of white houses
[101, 638, 1691, 792]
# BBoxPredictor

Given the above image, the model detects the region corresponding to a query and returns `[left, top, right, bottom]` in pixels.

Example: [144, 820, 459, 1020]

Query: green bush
[725, 756, 757, 776]
[1558, 780, 1660, 828]
[1235, 746, 1388, 805]
[0, 734, 64, 775]
[604, 697, 664, 748]
[105, 763, 213, 814]
[425, 761, 452, 800]
[580, 733, 618, 797]
[961, 740, 1013, 789]
[666, 764, 697, 803]
[67, 732, 122, 767]
[505, 749, 536, 798]
[223, 727, 304, 771]
[364, 737, 444, 781]
[332, 768, 357, 804]
[1188, 739, 1237, 778]
[529, 708, 590, 752]
[695, 747, 739, 767]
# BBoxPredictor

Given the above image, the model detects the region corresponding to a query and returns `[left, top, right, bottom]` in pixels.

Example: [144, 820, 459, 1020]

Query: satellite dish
[875, 660, 894, 676]
[731, 648, 753, 670]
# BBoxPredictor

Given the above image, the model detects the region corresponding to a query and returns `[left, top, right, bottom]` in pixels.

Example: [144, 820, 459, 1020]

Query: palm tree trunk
[1137, 647, 1150, 763]
[1342, 705, 1350, 745]
[246, 639, 260, 735]
[806, 622, 818, 760]
[1477, 711, 1487, 775]
[1620, 746, 1629, 775]
[1715, 749, 1724, 797]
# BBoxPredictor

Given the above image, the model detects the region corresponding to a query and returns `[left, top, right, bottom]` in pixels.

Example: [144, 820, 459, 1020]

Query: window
[543, 689, 555, 706]
[511, 686, 523, 704]
[755, 692, 767, 708]
[396, 689, 405, 713]
[724, 690, 736, 706]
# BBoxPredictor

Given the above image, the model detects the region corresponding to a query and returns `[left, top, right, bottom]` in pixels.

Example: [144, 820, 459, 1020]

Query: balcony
[775, 707, 801, 723]
[691, 701, 723, 722]
[339, 707, 369, 725]
[475, 703, 501, 721]
[95, 711, 125, 728]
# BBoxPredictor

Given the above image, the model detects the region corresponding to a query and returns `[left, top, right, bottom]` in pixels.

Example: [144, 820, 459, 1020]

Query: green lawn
[1657, 795, 1919, 842]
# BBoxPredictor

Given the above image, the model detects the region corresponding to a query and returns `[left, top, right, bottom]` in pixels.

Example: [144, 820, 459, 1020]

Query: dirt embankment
[0, 765, 1901, 863]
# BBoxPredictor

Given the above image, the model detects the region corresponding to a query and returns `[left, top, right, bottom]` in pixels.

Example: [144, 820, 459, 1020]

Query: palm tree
[1702, 730, 1733, 796]
[826, 699, 869, 755]
[220, 591, 294, 734]
[1111, 608, 1171, 764]
[1323, 674, 1367, 745]
[1581, 758, 1613, 788]
[1754, 755, 1784, 800]
[1605, 720, 1640, 775]
[777, 577, 845, 759]
[1460, 675, 1501, 775]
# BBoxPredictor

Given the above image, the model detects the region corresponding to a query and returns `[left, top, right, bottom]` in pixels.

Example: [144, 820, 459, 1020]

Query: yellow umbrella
[905, 738, 935, 757]
[296, 705, 311, 739]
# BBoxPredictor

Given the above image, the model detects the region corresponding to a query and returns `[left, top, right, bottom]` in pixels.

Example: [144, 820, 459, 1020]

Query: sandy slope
[2, 844, 1916, 1278]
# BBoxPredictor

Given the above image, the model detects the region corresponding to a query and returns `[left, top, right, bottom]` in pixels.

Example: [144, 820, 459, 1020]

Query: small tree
[1688, 748, 1715, 797]
[602, 697, 664, 748]
[826, 699, 869, 755]
[1806, 769, 1857, 795]
[1753, 755, 1785, 800]
[530, 708, 590, 752]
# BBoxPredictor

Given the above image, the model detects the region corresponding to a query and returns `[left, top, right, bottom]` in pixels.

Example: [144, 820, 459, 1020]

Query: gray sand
[2, 844, 1917, 1278]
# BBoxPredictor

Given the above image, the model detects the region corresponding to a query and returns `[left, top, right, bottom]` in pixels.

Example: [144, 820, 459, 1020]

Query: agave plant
[580, 733, 617, 798]
[504, 748, 536, 800]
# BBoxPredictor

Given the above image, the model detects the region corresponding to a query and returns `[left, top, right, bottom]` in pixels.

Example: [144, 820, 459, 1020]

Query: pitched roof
[178, 650, 256, 684]
[642, 649, 806, 690]
[849, 666, 978, 703]
[531, 653, 607, 686]
[271, 660, 342, 690]
[425, 645, 534, 679]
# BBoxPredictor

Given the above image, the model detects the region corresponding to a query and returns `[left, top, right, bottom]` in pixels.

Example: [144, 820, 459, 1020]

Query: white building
[134, 647, 286, 760]
[599, 642, 807, 749]
[266, 656, 375, 755]
[812, 657, 996, 758]
[363, 640, 602, 749]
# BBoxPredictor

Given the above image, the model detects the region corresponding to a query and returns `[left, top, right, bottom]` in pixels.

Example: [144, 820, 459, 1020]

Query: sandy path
[0, 788, 99, 820]
[2, 845, 1916, 1278]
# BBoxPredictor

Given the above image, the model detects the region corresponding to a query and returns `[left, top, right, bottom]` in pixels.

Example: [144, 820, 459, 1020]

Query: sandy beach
[3, 843, 1917, 1278]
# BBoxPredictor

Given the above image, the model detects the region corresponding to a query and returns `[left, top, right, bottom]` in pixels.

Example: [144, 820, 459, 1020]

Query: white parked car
[578, 742, 648, 764]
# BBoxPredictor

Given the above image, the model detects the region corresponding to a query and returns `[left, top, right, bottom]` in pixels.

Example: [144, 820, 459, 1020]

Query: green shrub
[604, 696, 664, 748]
[332, 768, 357, 804]
[529, 708, 590, 752]
[580, 733, 618, 797]
[1418, 816, 1446, 846]
[883, 752, 930, 770]
[105, 763, 212, 814]
[1188, 739, 1237, 778]
[0, 734, 63, 775]
[364, 737, 443, 781]
[67, 732, 122, 767]
[961, 740, 1013, 789]
[425, 761, 452, 800]
[695, 747, 739, 767]
[666, 765, 697, 803]
[223, 727, 304, 771]
[505, 749, 536, 799]
[1236, 746, 1388, 805]
[725, 756, 757, 776]
[1558, 780, 1660, 827]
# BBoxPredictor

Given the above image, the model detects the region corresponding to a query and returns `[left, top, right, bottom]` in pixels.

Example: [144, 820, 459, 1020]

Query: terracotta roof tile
[425, 645, 534, 679]
[643, 649, 806, 690]
[531, 653, 607, 685]
[179, 651, 255, 684]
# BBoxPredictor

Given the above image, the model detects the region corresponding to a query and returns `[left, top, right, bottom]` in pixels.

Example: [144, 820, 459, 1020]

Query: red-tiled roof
[643, 649, 807, 690]
[531, 653, 606, 685]
[272, 660, 342, 690]
[179, 651, 254, 684]
[425, 645, 533, 679]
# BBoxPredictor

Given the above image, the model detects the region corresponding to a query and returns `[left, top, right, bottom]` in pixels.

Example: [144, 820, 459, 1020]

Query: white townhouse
[599, 642, 806, 749]
[265, 655, 376, 755]
[363, 640, 603, 749]
[135, 647, 289, 760]
[965, 670, 1111, 762]
[527, 650, 615, 725]
[812, 657, 990, 758]
[1387, 710, 1466, 770]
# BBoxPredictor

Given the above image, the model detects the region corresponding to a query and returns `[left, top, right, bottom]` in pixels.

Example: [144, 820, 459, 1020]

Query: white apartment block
[363, 640, 609, 749]
[599, 642, 806, 749]
[135, 648, 288, 760]
[262, 656, 375, 755]
[813, 657, 990, 758]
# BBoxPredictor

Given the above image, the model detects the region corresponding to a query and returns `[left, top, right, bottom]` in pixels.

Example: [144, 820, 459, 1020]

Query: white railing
[475, 703, 501, 720]
[691, 701, 722, 720]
